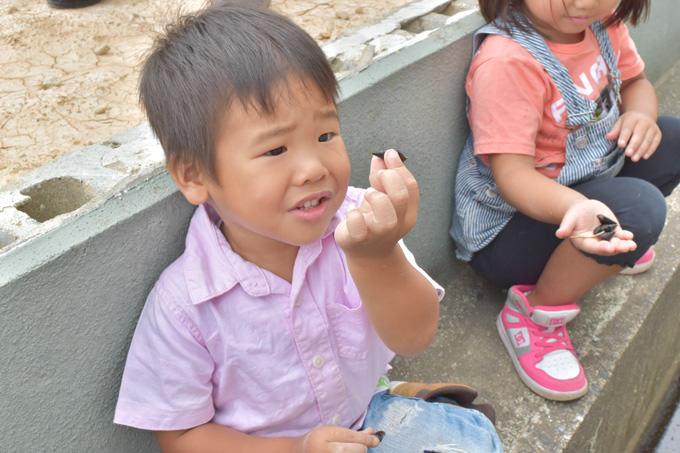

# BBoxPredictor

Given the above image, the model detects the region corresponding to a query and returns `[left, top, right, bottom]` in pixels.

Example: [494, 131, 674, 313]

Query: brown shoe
[48, 0, 102, 9]
[390, 381, 497, 425]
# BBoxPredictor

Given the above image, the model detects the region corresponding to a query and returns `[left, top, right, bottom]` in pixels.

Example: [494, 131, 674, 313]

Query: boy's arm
[155, 423, 379, 453]
[606, 73, 661, 162]
[344, 242, 439, 357]
[156, 424, 298, 453]
[335, 150, 439, 357]
[488, 153, 636, 255]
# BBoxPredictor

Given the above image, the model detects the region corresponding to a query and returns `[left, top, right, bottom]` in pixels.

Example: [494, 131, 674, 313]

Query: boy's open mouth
[296, 196, 327, 210]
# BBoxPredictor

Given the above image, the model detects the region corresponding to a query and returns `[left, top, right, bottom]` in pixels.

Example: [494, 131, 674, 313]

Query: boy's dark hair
[479, 0, 650, 32]
[139, 1, 338, 179]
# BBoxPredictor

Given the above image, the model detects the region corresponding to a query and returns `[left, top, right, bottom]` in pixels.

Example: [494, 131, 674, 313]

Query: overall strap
[589, 20, 622, 99]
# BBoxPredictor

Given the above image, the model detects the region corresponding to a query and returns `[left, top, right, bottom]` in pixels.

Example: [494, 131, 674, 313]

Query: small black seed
[370, 150, 407, 162]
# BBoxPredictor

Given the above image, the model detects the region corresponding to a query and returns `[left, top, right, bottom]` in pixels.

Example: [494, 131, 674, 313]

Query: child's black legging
[469, 116, 680, 289]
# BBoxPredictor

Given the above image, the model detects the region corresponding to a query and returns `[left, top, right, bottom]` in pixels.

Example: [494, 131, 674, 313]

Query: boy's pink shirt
[114, 186, 444, 436]
[467, 22, 645, 178]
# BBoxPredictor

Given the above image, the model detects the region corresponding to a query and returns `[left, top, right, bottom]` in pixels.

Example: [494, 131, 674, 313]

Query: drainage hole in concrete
[17, 177, 95, 223]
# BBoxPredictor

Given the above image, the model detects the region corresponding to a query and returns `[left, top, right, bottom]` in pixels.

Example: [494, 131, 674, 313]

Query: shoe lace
[530, 324, 575, 360]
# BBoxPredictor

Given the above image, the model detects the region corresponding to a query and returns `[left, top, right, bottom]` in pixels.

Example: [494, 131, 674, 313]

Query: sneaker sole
[496, 313, 588, 401]
[619, 259, 654, 275]
[620, 247, 655, 275]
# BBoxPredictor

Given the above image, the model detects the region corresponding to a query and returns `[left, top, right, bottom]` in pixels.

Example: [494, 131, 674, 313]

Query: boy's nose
[294, 152, 329, 185]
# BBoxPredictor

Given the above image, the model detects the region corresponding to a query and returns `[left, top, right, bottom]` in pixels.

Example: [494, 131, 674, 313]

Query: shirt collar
[183, 203, 341, 305]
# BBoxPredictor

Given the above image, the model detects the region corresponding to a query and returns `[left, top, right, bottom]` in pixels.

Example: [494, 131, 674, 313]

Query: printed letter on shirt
[590, 55, 608, 85]
[551, 99, 567, 123]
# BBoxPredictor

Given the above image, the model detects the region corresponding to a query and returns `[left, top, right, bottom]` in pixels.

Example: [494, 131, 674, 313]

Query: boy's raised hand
[299, 426, 381, 452]
[335, 149, 419, 258]
[556, 198, 637, 255]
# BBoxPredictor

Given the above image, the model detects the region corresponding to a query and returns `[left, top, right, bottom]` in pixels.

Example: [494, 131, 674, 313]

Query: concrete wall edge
[0, 171, 177, 287]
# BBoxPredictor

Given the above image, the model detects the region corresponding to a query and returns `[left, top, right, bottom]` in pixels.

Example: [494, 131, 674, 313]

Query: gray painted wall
[1, 4, 678, 451]
[339, 11, 483, 282]
[628, 2, 680, 83]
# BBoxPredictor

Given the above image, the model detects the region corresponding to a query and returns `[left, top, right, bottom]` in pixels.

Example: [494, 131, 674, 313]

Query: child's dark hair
[479, 0, 650, 30]
[139, 1, 338, 179]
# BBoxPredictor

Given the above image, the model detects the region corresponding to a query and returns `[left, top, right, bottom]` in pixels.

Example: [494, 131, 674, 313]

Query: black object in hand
[370, 150, 407, 162]
[593, 214, 617, 241]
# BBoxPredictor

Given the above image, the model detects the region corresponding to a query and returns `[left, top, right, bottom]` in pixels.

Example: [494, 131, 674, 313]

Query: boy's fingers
[326, 427, 380, 448]
[369, 155, 388, 192]
[334, 208, 367, 247]
[360, 427, 376, 436]
[363, 188, 397, 231]
[382, 149, 405, 168]
[345, 207, 368, 240]
[376, 169, 410, 214]
[369, 150, 415, 193]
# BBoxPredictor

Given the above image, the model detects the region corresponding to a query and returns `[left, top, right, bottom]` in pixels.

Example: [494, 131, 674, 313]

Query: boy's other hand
[299, 426, 380, 452]
[556, 199, 637, 255]
[335, 149, 418, 258]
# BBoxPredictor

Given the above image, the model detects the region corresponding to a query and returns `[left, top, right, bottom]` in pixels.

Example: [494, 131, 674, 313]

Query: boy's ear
[166, 156, 211, 206]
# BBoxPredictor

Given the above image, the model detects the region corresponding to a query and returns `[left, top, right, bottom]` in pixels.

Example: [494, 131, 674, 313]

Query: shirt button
[294, 296, 301, 307]
[312, 355, 324, 368]
[331, 414, 341, 425]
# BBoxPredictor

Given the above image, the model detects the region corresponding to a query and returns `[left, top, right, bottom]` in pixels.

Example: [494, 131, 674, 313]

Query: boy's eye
[318, 132, 335, 142]
[265, 146, 286, 156]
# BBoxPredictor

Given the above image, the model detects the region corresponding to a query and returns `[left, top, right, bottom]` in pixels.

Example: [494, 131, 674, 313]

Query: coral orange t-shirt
[467, 22, 645, 178]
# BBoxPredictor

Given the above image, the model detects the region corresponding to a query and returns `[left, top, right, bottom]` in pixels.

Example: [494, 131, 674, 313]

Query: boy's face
[205, 77, 350, 256]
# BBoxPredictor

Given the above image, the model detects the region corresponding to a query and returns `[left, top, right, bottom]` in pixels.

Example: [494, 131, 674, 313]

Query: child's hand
[606, 111, 661, 162]
[556, 199, 637, 255]
[335, 149, 418, 258]
[299, 426, 380, 452]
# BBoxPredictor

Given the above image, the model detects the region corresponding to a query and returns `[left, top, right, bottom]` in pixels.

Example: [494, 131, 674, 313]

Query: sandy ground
[0, 0, 412, 188]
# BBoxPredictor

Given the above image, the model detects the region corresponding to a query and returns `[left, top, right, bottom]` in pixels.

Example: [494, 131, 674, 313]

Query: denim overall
[450, 15, 624, 261]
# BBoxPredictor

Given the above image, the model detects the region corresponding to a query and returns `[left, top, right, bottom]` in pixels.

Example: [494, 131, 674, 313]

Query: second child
[451, 0, 680, 401]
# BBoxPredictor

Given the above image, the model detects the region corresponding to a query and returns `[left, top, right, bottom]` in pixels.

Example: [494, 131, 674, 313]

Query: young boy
[114, 2, 502, 451]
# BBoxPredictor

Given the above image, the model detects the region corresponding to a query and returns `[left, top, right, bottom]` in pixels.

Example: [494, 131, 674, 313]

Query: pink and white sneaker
[620, 246, 655, 275]
[496, 284, 588, 401]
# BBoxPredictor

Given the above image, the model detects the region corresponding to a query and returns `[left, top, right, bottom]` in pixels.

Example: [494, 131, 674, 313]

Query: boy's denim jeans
[362, 390, 503, 453]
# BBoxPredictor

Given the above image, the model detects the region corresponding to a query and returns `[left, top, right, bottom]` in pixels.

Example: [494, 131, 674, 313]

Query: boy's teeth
[301, 198, 320, 209]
